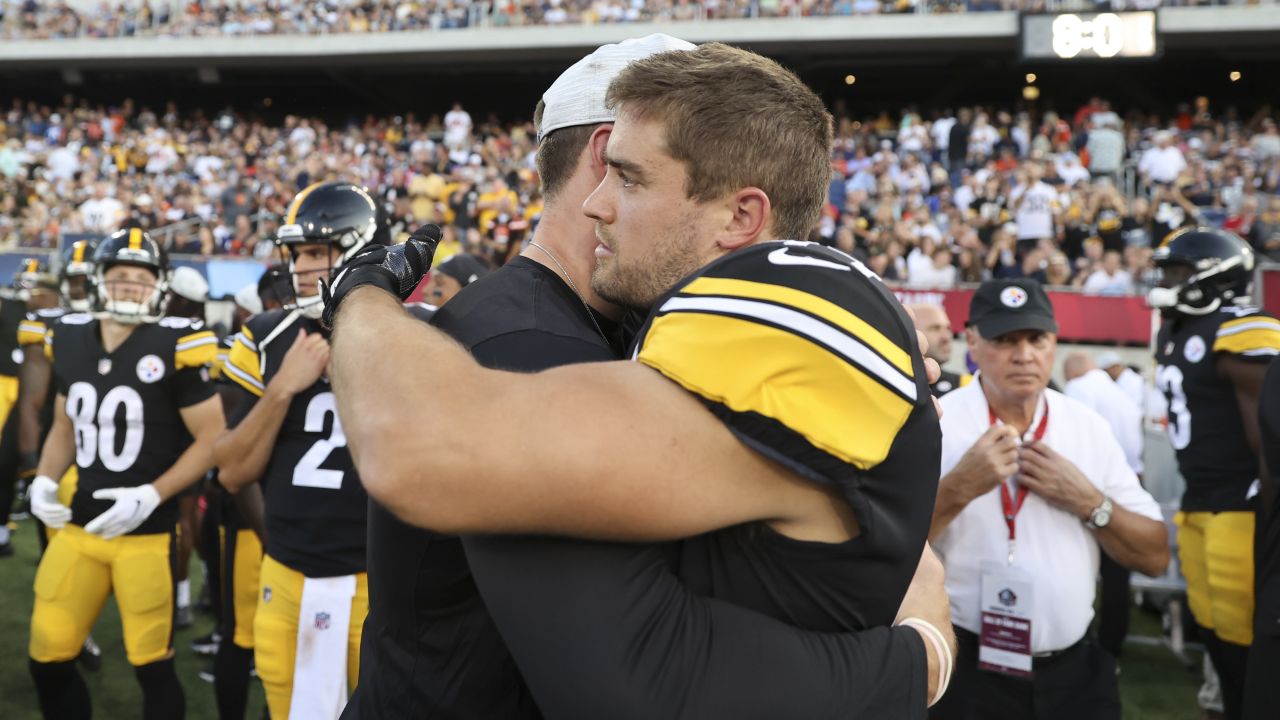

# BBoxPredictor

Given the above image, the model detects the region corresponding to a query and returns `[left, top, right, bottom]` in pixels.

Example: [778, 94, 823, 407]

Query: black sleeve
[223, 383, 260, 430]
[172, 365, 216, 409]
[463, 536, 928, 719]
[461, 331, 929, 719]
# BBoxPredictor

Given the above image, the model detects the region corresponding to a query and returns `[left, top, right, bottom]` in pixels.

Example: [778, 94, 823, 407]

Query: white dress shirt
[1114, 367, 1146, 413]
[934, 381, 1162, 653]
[1065, 368, 1144, 474]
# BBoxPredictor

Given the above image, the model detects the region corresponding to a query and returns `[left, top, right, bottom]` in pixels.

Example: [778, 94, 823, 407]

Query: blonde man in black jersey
[326, 43, 953, 717]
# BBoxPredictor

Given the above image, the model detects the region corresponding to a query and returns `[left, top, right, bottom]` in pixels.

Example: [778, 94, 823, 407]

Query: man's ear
[587, 125, 612, 181]
[716, 187, 771, 252]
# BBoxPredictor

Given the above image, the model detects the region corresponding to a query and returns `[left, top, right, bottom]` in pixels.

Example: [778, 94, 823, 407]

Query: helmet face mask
[90, 229, 171, 324]
[274, 182, 389, 319]
[1146, 227, 1255, 318]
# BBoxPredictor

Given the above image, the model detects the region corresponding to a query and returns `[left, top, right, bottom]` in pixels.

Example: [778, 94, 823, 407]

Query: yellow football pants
[254, 554, 368, 719]
[1176, 511, 1255, 646]
[29, 525, 175, 665]
[222, 527, 263, 650]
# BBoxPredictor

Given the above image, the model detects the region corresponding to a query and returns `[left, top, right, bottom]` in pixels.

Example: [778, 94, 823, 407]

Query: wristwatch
[1085, 496, 1113, 530]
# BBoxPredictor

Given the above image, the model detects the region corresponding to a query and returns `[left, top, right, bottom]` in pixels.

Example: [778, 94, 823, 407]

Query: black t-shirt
[346, 256, 617, 720]
[1256, 359, 1280, 637]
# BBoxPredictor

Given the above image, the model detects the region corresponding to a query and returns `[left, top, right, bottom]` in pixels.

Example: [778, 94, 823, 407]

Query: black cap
[967, 279, 1059, 339]
[435, 253, 490, 287]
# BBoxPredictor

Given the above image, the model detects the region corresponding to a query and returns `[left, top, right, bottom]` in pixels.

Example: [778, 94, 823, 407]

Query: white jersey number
[292, 392, 347, 490]
[1155, 364, 1191, 450]
[65, 382, 145, 472]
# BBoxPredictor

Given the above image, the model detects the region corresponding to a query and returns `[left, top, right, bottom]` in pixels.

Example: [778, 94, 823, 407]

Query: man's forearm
[17, 351, 51, 456]
[1096, 506, 1169, 578]
[929, 474, 970, 540]
[214, 389, 292, 493]
[36, 418, 75, 482]
[152, 433, 217, 502]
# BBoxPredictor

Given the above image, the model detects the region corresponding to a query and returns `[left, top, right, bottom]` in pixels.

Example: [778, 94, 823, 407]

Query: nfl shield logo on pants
[314, 612, 331, 631]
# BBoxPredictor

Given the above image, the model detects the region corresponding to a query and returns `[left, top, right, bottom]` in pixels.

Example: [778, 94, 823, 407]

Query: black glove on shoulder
[320, 224, 441, 329]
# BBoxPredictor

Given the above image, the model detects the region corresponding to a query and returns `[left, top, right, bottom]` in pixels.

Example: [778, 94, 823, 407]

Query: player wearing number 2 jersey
[1150, 227, 1280, 720]
[213, 182, 389, 719]
[26, 228, 224, 720]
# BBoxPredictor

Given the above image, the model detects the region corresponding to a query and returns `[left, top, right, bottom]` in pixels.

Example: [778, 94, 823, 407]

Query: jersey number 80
[66, 381, 145, 472]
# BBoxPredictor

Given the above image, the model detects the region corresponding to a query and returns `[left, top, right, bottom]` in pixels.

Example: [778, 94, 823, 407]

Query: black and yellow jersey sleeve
[19, 314, 50, 347]
[1212, 310, 1280, 358]
[208, 335, 234, 382]
[633, 240, 934, 484]
[224, 323, 265, 397]
[174, 325, 220, 370]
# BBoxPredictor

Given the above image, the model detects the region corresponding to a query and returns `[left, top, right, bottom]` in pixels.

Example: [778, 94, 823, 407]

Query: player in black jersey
[26, 228, 224, 720]
[0, 259, 59, 555]
[1244, 358, 1280, 719]
[328, 43, 950, 717]
[214, 182, 391, 719]
[1150, 227, 1280, 720]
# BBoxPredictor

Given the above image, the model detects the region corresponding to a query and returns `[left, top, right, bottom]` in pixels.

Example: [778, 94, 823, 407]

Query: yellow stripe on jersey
[678, 276, 914, 377]
[209, 347, 231, 381]
[18, 319, 48, 347]
[1214, 316, 1280, 356]
[285, 182, 326, 225]
[638, 310, 914, 471]
[224, 330, 264, 397]
[43, 330, 53, 361]
[175, 330, 220, 369]
[128, 228, 143, 250]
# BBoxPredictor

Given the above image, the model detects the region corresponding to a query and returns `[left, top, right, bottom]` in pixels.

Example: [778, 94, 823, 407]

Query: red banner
[893, 287, 1156, 345]
[1261, 267, 1280, 319]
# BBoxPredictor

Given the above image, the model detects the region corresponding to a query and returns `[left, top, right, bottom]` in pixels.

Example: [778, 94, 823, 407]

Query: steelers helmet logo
[1184, 335, 1206, 364]
[136, 354, 166, 383]
[1000, 286, 1029, 308]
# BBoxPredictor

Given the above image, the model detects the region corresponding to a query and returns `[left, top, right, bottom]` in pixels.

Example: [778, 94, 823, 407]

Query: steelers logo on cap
[1000, 286, 1028, 308]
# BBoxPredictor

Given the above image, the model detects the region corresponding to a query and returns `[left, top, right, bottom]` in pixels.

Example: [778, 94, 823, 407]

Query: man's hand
[896, 543, 955, 705]
[1017, 441, 1104, 519]
[269, 329, 330, 398]
[29, 474, 71, 529]
[943, 425, 1019, 504]
[84, 484, 162, 539]
[320, 224, 442, 329]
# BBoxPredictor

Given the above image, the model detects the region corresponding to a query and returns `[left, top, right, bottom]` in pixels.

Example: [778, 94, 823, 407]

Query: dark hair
[533, 99, 599, 202]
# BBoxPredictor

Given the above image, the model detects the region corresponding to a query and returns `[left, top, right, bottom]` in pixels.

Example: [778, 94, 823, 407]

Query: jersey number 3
[293, 392, 347, 490]
[1155, 364, 1191, 451]
[66, 382, 145, 472]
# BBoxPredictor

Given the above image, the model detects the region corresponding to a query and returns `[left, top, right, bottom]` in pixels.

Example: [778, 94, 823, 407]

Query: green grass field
[0, 519, 1201, 719]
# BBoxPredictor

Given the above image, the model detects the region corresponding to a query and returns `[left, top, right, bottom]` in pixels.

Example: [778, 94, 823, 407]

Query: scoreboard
[1020, 11, 1160, 61]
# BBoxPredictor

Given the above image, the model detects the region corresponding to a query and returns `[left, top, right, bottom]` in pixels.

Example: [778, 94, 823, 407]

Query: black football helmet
[59, 238, 96, 312]
[9, 257, 57, 302]
[274, 181, 389, 319]
[91, 228, 171, 324]
[1148, 227, 1256, 317]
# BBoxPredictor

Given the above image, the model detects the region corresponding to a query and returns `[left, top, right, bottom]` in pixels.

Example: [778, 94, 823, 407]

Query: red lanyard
[988, 401, 1049, 562]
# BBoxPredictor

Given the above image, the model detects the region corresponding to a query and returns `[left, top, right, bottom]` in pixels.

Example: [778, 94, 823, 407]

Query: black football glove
[320, 224, 442, 329]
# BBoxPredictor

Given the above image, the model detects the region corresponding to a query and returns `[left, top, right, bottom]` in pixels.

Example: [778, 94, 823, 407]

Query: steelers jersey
[1155, 307, 1280, 512]
[0, 297, 27, 375]
[633, 241, 941, 629]
[49, 314, 219, 535]
[223, 309, 366, 578]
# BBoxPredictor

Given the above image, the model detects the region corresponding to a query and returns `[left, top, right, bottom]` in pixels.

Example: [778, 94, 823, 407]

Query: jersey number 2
[292, 392, 347, 490]
[66, 382, 145, 472]
[1155, 364, 1191, 450]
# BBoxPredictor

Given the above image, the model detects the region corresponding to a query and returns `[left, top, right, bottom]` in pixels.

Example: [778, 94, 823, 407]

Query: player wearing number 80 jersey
[215, 182, 387, 719]
[26, 228, 224, 720]
[1150, 227, 1280, 720]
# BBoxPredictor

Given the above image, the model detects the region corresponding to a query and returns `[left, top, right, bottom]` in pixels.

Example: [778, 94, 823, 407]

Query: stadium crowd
[0, 0, 1213, 41]
[2, 93, 1279, 291]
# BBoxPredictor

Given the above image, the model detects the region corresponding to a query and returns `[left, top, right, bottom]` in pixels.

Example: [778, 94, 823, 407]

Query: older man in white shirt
[928, 279, 1168, 720]
[1139, 131, 1187, 186]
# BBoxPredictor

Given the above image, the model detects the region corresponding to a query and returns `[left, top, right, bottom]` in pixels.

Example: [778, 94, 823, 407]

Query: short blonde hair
[606, 43, 833, 241]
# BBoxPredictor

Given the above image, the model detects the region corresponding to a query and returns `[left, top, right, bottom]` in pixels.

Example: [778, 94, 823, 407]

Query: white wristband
[898, 617, 953, 707]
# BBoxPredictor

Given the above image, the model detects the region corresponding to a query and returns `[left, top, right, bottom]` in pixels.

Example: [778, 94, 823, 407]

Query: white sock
[177, 579, 191, 608]
[0, 525, 9, 544]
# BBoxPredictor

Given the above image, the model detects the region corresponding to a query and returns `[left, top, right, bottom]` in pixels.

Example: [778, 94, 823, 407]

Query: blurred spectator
[1139, 130, 1186, 186]
[1082, 250, 1133, 295]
